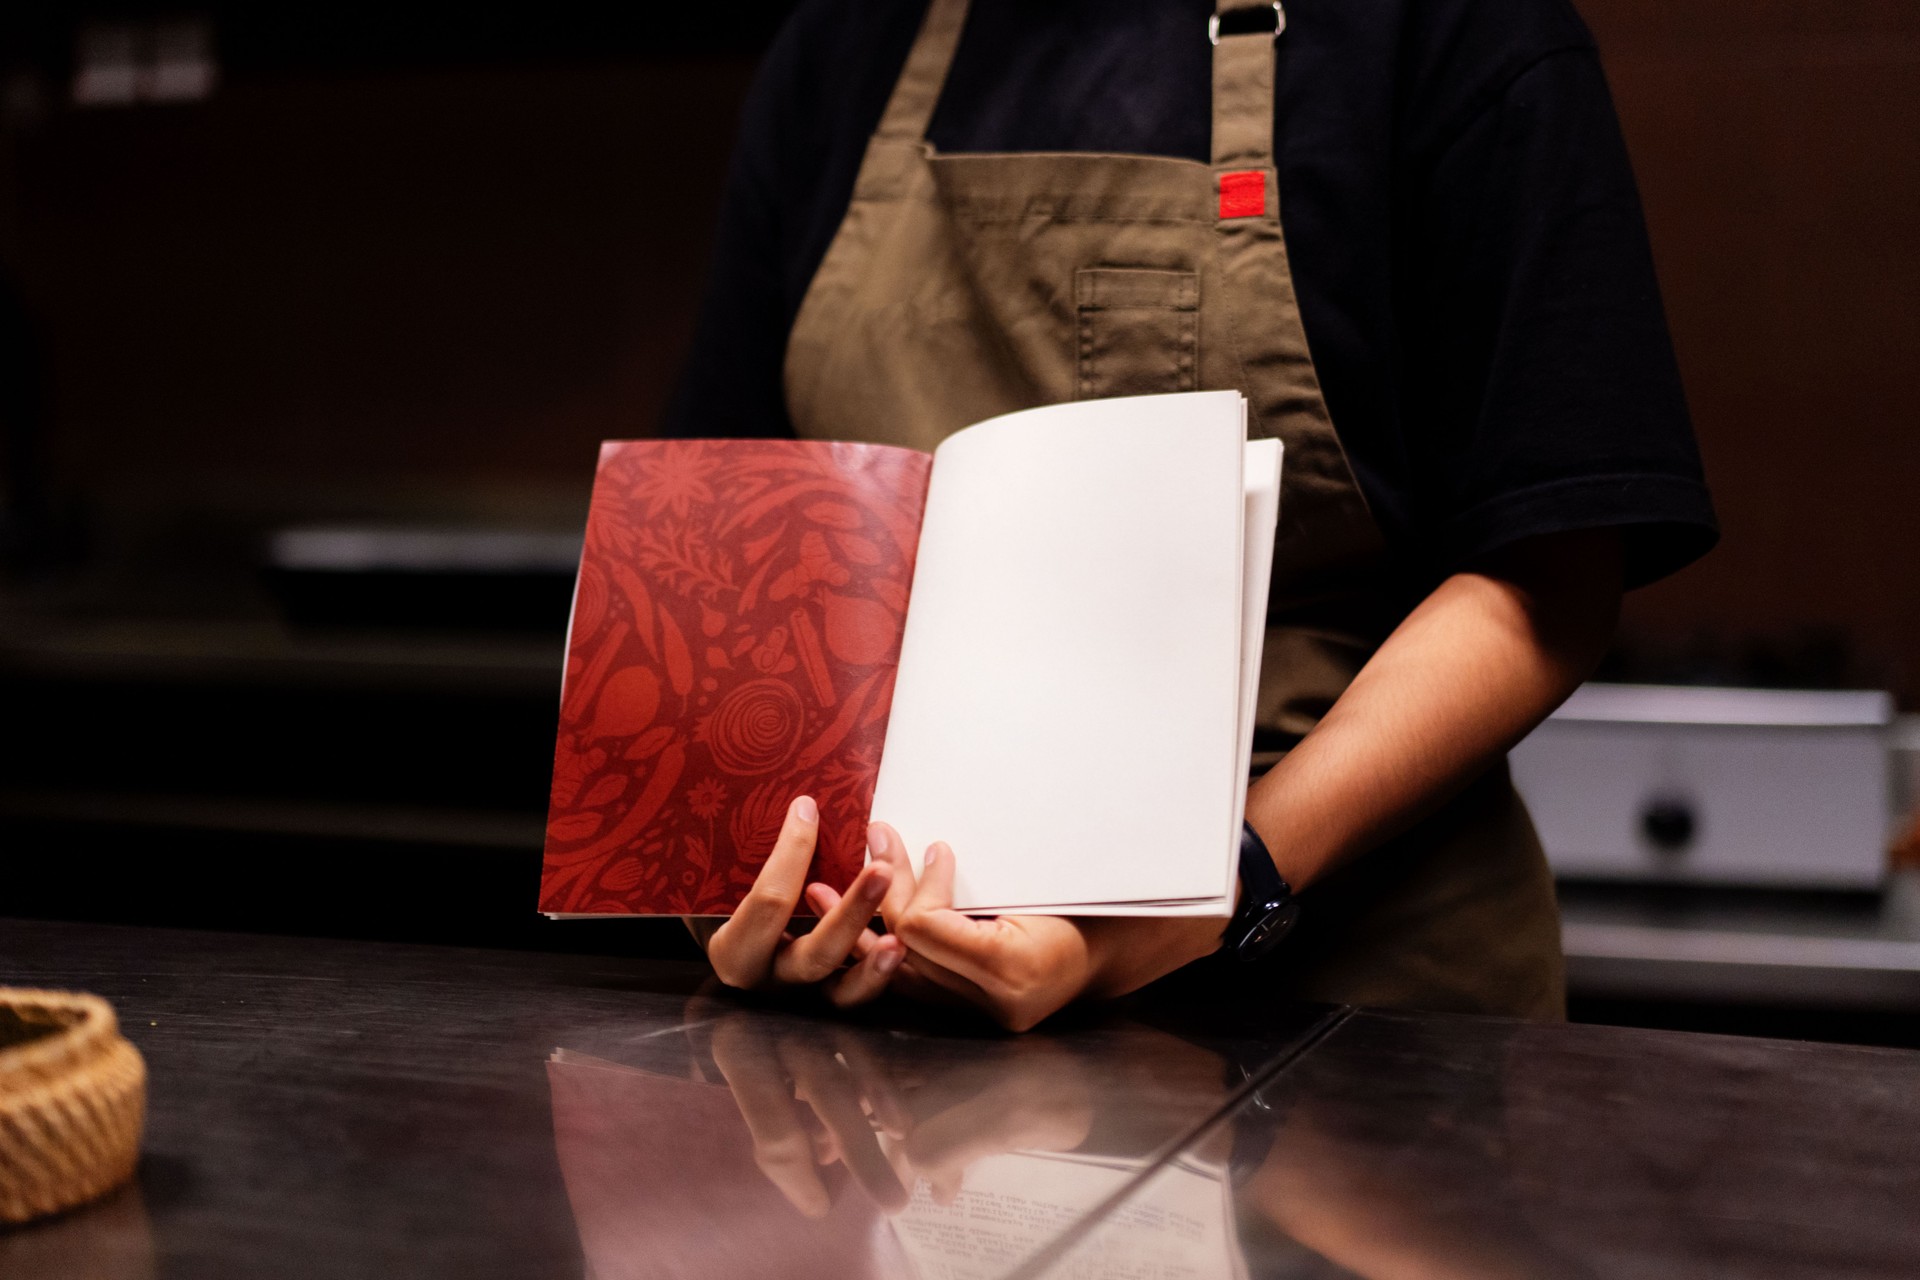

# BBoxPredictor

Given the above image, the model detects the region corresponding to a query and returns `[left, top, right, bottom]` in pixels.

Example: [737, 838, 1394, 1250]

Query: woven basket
[0, 989, 147, 1224]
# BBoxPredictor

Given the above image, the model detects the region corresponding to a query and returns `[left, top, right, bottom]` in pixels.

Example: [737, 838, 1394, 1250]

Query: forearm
[838, 532, 1624, 1022]
[1245, 529, 1623, 891]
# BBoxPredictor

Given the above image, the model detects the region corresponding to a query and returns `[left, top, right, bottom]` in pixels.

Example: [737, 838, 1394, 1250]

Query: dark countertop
[3, 919, 1917, 1279]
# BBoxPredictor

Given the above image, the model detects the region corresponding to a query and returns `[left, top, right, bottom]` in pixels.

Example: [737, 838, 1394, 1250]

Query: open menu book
[540, 391, 1280, 918]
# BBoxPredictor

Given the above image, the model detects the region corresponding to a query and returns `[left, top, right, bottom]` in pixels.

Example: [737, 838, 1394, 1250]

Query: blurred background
[2, 2, 1917, 1044]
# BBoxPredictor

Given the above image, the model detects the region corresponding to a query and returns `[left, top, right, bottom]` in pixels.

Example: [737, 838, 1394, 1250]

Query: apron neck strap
[875, 0, 971, 141]
[1212, 0, 1284, 168]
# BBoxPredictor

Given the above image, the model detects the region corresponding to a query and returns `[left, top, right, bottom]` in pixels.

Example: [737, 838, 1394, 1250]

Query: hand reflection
[704, 1008, 1101, 1219]
[708, 1015, 912, 1216]
[888, 1039, 1093, 1206]
[552, 1011, 1242, 1280]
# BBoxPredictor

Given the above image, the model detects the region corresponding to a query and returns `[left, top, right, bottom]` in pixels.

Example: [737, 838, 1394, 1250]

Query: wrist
[1087, 915, 1225, 998]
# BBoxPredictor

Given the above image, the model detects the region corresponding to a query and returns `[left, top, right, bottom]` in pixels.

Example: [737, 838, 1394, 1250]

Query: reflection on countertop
[547, 1011, 1270, 1280]
[549, 1002, 1920, 1280]
[1046, 1010, 1920, 1280]
[4, 919, 1919, 1279]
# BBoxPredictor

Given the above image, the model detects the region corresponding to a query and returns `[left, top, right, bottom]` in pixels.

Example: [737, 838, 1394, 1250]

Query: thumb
[907, 842, 956, 914]
[869, 821, 918, 932]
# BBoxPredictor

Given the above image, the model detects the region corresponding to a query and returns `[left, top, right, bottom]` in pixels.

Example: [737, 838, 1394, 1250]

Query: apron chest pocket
[1074, 268, 1199, 400]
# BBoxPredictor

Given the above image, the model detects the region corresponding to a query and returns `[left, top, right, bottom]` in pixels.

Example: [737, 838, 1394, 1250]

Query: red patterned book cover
[539, 440, 933, 916]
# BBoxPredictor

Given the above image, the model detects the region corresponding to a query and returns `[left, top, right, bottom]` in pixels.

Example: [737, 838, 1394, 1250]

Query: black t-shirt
[662, 0, 1717, 589]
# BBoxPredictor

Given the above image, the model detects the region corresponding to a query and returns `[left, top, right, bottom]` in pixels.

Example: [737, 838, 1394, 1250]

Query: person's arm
[881, 527, 1622, 1031]
[1242, 527, 1620, 892]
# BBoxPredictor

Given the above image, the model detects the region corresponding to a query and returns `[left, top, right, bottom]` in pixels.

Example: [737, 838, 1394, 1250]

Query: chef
[676, 0, 1716, 1029]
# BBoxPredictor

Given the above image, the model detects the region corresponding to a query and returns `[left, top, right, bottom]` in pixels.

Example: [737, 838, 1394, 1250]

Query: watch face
[1237, 900, 1299, 960]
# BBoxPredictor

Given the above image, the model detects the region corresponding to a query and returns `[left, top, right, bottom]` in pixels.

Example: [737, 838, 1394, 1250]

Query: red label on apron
[1219, 170, 1266, 219]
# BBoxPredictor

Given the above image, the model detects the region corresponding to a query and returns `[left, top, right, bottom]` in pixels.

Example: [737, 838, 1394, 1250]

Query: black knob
[1640, 797, 1696, 852]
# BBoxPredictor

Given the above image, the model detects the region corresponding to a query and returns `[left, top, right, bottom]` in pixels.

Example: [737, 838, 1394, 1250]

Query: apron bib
[782, 0, 1565, 1018]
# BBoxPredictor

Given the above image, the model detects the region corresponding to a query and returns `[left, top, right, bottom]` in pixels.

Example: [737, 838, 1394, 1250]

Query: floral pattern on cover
[540, 439, 931, 916]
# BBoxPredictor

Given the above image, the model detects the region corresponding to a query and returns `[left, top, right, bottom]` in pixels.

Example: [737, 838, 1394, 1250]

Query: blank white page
[871, 392, 1248, 912]
[1012, 435, 1280, 918]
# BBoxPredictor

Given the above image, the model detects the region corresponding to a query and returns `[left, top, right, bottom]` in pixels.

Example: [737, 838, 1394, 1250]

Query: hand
[705, 1007, 1092, 1215]
[705, 1012, 912, 1217]
[890, 1039, 1093, 1204]
[872, 825, 1227, 1032]
[691, 795, 905, 1007]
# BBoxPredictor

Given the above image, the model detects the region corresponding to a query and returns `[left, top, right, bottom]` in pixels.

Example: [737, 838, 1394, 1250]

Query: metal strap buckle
[1209, 2, 1285, 45]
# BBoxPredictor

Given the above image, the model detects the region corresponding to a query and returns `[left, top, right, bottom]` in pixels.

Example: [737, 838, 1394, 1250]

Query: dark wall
[7, 55, 753, 547]
[1583, 0, 1920, 697]
[5, 2, 1918, 695]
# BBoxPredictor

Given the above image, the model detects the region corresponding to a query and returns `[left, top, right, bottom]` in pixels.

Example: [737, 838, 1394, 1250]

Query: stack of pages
[539, 391, 1279, 919]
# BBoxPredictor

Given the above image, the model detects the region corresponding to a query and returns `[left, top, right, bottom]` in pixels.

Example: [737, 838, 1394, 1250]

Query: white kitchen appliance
[1510, 684, 1894, 890]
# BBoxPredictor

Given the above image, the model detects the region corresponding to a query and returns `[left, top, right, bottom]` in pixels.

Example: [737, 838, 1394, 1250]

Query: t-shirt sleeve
[1397, 46, 1717, 588]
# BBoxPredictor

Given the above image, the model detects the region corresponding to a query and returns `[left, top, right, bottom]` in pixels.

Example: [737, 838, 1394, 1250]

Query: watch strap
[1227, 820, 1300, 961]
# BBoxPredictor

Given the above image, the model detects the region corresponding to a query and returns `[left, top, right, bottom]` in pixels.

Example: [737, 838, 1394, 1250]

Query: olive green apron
[783, 0, 1565, 1018]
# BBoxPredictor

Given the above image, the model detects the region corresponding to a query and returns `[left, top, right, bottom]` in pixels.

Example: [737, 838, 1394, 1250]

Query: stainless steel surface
[3, 919, 1916, 1278]
[1545, 684, 1895, 727]
[1893, 713, 1920, 821]
[1561, 871, 1920, 1009]
[1512, 683, 1894, 889]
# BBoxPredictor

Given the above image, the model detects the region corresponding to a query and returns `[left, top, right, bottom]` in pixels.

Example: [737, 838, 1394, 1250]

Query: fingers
[903, 840, 958, 922]
[780, 1038, 910, 1213]
[706, 796, 819, 988]
[896, 951, 990, 1006]
[894, 843, 1003, 984]
[798, 882, 902, 1007]
[830, 1028, 912, 1139]
[893, 846, 1091, 1032]
[825, 933, 904, 1009]
[868, 822, 918, 934]
[774, 862, 893, 985]
[741, 794, 822, 917]
[805, 885, 884, 958]
[709, 1018, 831, 1217]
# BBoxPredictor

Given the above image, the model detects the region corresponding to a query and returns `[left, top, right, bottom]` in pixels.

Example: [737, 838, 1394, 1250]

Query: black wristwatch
[1224, 820, 1300, 961]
